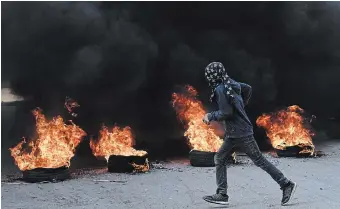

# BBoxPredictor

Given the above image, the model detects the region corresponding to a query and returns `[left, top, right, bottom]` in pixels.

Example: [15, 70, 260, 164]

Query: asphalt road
[2, 140, 340, 209]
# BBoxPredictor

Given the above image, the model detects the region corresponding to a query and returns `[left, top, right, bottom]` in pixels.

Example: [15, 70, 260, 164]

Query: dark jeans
[215, 135, 289, 195]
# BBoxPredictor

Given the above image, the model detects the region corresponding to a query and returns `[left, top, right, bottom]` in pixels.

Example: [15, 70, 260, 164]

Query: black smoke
[2, 2, 340, 155]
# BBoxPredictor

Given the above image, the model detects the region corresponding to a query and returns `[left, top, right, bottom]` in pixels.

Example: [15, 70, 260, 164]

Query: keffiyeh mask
[205, 62, 234, 102]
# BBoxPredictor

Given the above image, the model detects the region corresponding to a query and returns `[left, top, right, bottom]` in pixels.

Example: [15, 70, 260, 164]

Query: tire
[189, 150, 236, 167]
[22, 166, 70, 183]
[108, 155, 148, 173]
[189, 150, 215, 167]
[275, 146, 313, 158]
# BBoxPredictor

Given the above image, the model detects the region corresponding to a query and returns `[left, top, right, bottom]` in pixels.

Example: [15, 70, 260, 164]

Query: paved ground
[2, 140, 340, 209]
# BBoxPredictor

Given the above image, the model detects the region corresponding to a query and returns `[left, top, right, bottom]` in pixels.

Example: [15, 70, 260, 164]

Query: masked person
[202, 62, 297, 206]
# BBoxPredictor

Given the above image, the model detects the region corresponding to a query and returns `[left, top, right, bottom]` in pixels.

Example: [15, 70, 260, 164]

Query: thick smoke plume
[2, 2, 340, 153]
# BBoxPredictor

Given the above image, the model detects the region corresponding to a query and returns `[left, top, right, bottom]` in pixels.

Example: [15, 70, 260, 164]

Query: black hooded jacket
[207, 79, 253, 138]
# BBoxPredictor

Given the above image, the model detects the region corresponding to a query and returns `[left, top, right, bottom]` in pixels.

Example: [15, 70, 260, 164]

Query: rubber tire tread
[189, 150, 237, 167]
[22, 167, 70, 183]
[189, 150, 216, 167]
[107, 155, 148, 173]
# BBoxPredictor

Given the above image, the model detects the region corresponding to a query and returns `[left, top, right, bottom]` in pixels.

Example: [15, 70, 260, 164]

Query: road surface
[2, 140, 340, 209]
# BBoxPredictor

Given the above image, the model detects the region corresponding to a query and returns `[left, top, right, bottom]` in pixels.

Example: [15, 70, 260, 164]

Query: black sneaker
[203, 193, 229, 205]
[281, 181, 297, 206]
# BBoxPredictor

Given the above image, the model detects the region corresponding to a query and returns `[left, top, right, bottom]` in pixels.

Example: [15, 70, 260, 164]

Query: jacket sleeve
[240, 83, 252, 106]
[207, 85, 233, 122]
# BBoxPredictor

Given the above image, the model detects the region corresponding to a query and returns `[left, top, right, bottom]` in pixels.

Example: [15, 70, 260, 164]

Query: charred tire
[275, 146, 313, 157]
[22, 166, 70, 183]
[189, 150, 236, 167]
[189, 150, 216, 167]
[108, 155, 148, 173]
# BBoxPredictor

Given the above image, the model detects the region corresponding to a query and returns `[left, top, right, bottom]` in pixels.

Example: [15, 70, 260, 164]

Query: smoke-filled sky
[2, 2, 340, 145]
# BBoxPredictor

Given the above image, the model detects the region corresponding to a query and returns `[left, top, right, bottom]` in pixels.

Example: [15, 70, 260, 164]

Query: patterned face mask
[205, 62, 234, 102]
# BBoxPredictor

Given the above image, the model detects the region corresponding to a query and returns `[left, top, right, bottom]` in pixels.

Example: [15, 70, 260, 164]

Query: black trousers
[214, 135, 289, 195]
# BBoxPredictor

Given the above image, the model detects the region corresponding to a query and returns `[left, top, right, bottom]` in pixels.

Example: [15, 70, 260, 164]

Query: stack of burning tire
[172, 85, 237, 167]
[257, 105, 319, 158]
[90, 126, 149, 173]
[9, 108, 87, 183]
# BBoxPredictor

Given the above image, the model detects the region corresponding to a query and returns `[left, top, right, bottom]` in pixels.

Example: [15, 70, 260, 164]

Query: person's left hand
[202, 113, 210, 125]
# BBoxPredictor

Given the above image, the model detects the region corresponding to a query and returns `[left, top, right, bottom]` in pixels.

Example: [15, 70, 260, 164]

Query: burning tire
[189, 150, 236, 167]
[107, 155, 149, 173]
[22, 166, 70, 183]
[275, 146, 314, 157]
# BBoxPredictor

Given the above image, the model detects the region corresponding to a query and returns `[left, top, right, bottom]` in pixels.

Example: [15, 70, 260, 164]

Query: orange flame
[256, 105, 315, 154]
[131, 159, 150, 173]
[90, 126, 147, 161]
[9, 108, 86, 171]
[172, 85, 222, 152]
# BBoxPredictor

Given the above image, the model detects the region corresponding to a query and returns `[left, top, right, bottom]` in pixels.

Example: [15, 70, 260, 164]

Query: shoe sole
[282, 182, 297, 206]
[203, 198, 229, 205]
